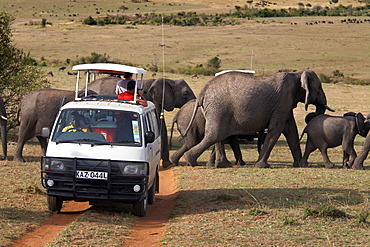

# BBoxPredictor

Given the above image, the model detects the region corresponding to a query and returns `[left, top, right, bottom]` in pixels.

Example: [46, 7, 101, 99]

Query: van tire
[148, 174, 157, 205]
[47, 195, 63, 212]
[133, 190, 147, 217]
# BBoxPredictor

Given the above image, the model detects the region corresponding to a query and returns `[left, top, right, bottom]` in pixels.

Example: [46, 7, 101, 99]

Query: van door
[148, 110, 161, 165]
[143, 112, 160, 186]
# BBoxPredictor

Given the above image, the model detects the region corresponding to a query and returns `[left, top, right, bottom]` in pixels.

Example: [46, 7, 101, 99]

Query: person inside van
[118, 80, 148, 107]
[62, 111, 90, 132]
[115, 72, 134, 95]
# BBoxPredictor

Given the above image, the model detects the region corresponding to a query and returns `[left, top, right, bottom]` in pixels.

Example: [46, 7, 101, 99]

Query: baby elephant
[299, 112, 370, 168]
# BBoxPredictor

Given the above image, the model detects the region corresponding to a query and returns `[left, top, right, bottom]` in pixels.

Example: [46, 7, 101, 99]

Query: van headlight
[42, 158, 72, 171]
[116, 162, 148, 176]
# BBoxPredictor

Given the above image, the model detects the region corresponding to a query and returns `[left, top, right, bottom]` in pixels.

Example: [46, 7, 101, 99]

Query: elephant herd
[2, 69, 370, 170]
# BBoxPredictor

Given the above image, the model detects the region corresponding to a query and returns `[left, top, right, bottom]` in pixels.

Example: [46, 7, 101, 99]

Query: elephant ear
[148, 78, 176, 111]
[356, 112, 366, 137]
[300, 70, 323, 111]
[300, 71, 310, 110]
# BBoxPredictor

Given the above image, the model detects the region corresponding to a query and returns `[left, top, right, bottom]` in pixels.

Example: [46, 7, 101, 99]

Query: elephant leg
[14, 141, 26, 162]
[0, 119, 7, 160]
[352, 131, 370, 170]
[160, 119, 172, 168]
[36, 136, 48, 155]
[300, 139, 317, 167]
[170, 142, 199, 166]
[14, 120, 39, 162]
[282, 115, 302, 167]
[214, 141, 232, 168]
[342, 142, 357, 168]
[257, 131, 266, 154]
[184, 132, 224, 167]
[318, 146, 335, 168]
[206, 146, 216, 168]
[353, 151, 368, 170]
[256, 117, 292, 168]
[255, 128, 283, 168]
[342, 151, 351, 169]
[14, 133, 32, 162]
[227, 135, 246, 166]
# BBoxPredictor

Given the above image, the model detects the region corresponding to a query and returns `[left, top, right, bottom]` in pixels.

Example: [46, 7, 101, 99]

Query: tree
[207, 56, 221, 69]
[0, 12, 50, 130]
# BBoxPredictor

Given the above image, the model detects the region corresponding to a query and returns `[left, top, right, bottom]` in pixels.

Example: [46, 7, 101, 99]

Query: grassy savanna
[3, 0, 370, 81]
[1, 0, 370, 246]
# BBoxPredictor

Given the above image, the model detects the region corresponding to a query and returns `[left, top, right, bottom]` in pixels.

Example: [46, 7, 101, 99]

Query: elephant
[0, 97, 7, 160]
[299, 112, 370, 169]
[87, 76, 196, 168]
[13, 88, 96, 162]
[183, 70, 333, 168]
[351, 114, 370, 170]
[170, 99, 246, 168]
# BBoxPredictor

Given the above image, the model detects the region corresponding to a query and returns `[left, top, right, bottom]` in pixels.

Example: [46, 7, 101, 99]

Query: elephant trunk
[315, 104, 334, 115]
[315, 104, 326, 115]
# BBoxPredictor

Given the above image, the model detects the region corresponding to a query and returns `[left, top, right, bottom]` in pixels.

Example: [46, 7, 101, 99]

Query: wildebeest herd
[5, 69, 370, 170]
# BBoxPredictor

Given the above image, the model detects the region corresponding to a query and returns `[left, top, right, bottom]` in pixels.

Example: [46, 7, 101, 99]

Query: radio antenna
[250, 50, 254, 70]
[160, 15, 166, 131]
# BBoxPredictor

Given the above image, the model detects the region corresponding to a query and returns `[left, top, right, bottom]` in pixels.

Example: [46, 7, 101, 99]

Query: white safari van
[41, 64, 161, 217]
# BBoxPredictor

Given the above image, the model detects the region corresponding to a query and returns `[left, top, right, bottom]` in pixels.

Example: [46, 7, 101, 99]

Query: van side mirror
[41, 127, 50, 138]
[145, 131, 155, 143]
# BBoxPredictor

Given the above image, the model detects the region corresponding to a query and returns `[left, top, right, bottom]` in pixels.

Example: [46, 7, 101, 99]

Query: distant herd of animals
[3, 69, 370, 171]
[291, 18, 370, 25]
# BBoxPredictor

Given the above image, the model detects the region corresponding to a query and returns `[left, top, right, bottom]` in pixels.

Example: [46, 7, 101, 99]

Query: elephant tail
[16, 105, 21, 125]
[295, 127, 308, 151]
[299, 127, 307, 142]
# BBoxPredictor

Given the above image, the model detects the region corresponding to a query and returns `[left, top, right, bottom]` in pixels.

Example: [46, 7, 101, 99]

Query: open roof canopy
[72, 63, 147, 75]
[215, 70, 255, 76]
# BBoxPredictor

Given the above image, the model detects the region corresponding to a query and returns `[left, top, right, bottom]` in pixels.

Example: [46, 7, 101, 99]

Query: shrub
[207, 56, 221, 69]
[357, 210, 369, 224]
[304, 204, 346, 219]
[84, 16, 97, 25]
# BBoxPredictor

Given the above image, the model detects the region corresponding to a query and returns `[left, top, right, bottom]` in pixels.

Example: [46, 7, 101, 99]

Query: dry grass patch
[46, 208, 136, 246]
[165, 166, 370, 246]
[0, 160, 49, 245]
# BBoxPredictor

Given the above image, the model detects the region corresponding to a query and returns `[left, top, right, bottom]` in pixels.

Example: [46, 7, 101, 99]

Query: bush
[84, 16, 97, 25]
[0, 12, 50, 130]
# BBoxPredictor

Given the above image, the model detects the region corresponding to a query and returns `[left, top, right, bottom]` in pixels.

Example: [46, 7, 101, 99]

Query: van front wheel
[148, 174, 157, 205]
[47, 195, 63, 212]
[133, 191, 148, 217]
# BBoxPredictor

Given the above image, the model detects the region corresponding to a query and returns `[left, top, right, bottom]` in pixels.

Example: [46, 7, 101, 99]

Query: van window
[150, 110, 160, 138]
[51, 109, 142, 146]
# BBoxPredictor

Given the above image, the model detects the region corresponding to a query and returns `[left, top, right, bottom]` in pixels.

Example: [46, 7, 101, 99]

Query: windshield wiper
[115, 140, 139, 143]
[73, 139, 105, 142]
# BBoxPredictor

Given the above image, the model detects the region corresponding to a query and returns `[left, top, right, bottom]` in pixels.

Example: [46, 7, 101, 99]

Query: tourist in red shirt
[118, 80, 148, 107]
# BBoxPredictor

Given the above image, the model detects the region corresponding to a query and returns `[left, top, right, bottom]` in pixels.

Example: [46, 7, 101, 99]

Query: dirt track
[11, 167, 177, 247]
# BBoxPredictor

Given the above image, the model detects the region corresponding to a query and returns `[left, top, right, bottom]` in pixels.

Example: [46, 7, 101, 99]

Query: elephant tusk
[0, 115, 7, 121]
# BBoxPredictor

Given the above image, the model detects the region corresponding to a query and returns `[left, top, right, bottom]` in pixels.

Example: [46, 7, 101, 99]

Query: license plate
[76, 170, 108, 180]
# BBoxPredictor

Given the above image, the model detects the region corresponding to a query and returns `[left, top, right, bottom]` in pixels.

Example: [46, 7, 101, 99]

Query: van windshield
[51, 109, 142, 146]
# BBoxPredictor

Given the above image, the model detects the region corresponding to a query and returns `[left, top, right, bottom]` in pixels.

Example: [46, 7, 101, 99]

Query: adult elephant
[87, 76, 196, 168]
[0, 97, 7, 160]
[352, 114, 370, 170]
[183, 70, 333, 168]
[170, 99, 246, 168]
[13, 88, 96, 162]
